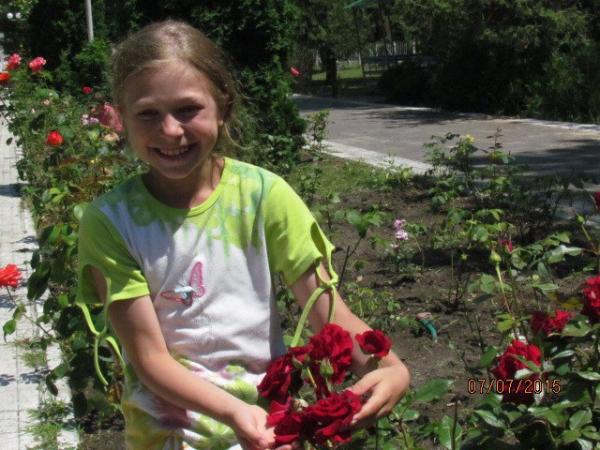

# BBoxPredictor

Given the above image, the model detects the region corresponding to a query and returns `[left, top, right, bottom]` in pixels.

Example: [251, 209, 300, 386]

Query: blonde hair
[111, 20, 241, 153]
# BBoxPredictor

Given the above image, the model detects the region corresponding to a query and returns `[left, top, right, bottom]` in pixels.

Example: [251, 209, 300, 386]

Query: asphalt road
[294, 94, 600, 178]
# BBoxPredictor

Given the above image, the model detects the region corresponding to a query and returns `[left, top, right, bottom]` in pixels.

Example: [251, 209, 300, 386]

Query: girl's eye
[176, 106, 201, 118]
[136, 110, 159, 120]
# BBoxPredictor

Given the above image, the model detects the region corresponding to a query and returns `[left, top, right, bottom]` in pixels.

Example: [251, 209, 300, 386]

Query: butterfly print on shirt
[160, 261, 206, 306]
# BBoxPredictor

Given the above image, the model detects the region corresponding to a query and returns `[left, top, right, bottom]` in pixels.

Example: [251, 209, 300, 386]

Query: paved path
[294, 94, 600, 177]
[0, 117, 76, 449]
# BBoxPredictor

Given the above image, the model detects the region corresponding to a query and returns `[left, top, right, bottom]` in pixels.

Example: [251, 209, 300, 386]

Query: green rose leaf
[412, 379, 454, 403]
[575, 371, 600, 381]
[2, 319, 16, 339]
[562, 322, 591, 337]
[474, 409, 504, 428]
[569, 409, 592, 430]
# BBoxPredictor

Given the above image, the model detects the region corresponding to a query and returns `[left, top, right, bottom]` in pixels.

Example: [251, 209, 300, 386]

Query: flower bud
[319, 359, 334, 378]
[489, 249, 501, 265]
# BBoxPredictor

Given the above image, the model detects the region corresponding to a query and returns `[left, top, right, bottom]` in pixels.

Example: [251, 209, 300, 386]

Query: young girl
[76, 20, 410, 450]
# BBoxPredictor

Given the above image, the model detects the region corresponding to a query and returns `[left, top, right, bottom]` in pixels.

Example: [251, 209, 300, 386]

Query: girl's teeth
[157, 146, 190, 156]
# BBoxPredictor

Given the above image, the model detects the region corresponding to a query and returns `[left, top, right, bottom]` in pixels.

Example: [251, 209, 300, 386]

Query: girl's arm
[89, 268, 286, 450]
[289, 263, 411, 427]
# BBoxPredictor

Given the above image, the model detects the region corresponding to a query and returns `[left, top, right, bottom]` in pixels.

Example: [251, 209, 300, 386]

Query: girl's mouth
[153, 144, 196, 159]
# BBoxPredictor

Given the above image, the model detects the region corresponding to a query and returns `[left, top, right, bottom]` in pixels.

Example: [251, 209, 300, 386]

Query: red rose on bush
[46, 130, 64, 147]
[530, 309, 572, 336]
[82, 86, 93, 95]
[0, 264, 21, 288]
[499, 238, 513, 253]
[0, 72, 9, 84]
[582, 275, 600, 324]
[6, 53, 21, 70]
[356, 329, 392, 358]
[491, 339, 542, 405]
[302, 390, 362, 446]
[594, 192, 600, 211]
[28, 56, 47, 72]
[258, 344, 311, 403]
[309, 323, 354, 386]
[290, 66, 300, 77]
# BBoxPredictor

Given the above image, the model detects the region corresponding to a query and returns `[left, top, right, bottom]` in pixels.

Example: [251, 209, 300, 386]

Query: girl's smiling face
[120, 61, 224, 184]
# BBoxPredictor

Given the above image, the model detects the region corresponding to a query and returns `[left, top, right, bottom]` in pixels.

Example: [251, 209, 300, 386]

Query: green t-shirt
[76, 157, 335, 449]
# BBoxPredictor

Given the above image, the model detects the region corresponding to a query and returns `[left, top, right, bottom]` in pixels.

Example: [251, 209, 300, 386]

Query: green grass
[311, 64, 379, 81]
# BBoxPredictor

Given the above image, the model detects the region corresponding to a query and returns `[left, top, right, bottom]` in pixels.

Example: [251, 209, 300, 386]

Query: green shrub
[377, 59, 432, 105]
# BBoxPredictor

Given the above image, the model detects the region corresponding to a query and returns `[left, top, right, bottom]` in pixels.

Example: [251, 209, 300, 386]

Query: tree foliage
[388, 0, 600, 122]
[20, 0, 305, 172]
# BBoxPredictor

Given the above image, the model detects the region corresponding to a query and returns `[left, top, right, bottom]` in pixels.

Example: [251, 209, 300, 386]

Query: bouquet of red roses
[258, 306, 392, 448]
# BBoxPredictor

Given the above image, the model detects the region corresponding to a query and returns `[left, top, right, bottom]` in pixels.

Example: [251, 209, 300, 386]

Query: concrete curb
[0, 117, 78, 449]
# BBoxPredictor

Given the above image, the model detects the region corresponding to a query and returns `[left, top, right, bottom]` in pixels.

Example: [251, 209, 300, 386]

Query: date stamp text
[467, 378, 561, 395]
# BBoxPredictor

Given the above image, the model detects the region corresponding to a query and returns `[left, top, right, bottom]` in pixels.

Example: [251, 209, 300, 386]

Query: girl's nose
[161, 114, 184, 136]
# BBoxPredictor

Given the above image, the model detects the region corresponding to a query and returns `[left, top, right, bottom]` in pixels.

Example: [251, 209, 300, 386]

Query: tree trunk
[319, 45, 338, 97]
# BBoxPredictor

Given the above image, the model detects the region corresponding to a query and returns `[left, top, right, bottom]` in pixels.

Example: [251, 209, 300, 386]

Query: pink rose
[290, 66, 300, 77]
[6, 53, 21, 70]
[28, 56, 47, 72]
[92, 103, 123, 133]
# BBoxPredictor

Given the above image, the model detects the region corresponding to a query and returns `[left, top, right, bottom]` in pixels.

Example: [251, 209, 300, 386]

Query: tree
[292, 0, 374, 96]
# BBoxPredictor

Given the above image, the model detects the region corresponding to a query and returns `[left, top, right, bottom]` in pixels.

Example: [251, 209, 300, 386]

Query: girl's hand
[348, 363, 410, 429]
[229, 404, 296, 450]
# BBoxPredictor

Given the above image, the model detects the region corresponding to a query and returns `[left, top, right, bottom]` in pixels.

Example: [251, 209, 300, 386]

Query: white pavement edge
[0, 116, 78, 449]
[322, 139, 433, 174]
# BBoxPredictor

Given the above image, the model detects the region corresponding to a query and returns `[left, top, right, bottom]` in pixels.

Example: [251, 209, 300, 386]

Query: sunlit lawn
[312, 64, 380, 81]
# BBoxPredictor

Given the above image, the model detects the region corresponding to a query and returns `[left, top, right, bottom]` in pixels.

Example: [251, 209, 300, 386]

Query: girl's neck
[142, 155, 224, 209]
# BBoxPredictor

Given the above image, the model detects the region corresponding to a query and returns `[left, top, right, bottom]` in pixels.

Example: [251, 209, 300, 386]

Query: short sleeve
[76, 203, 150, 305]
[263, 177, 336, 286]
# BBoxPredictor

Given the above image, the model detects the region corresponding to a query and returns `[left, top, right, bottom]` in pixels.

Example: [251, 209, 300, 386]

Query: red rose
[594, 192, 600, 211]
[290, 66, 300, 77]
[309, 324, 354, 386]
[301, 390, 362, 446]
[356, 329, 392, 358]
[6, 53, 21, 70]
[46, 130, 64, 147]
[0, 264, 21, 288]
[491, 339, 542, 405]
[258, 345, 311, 403]
[0, 72, 9, 84]
[267, 397, 304, 446]
[82, 86, 93, 95]
[530, 309, 572, 336]
[582, 275, 600, 324]
[28, 56, 47, 72]
[499, 238, 513, 253]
